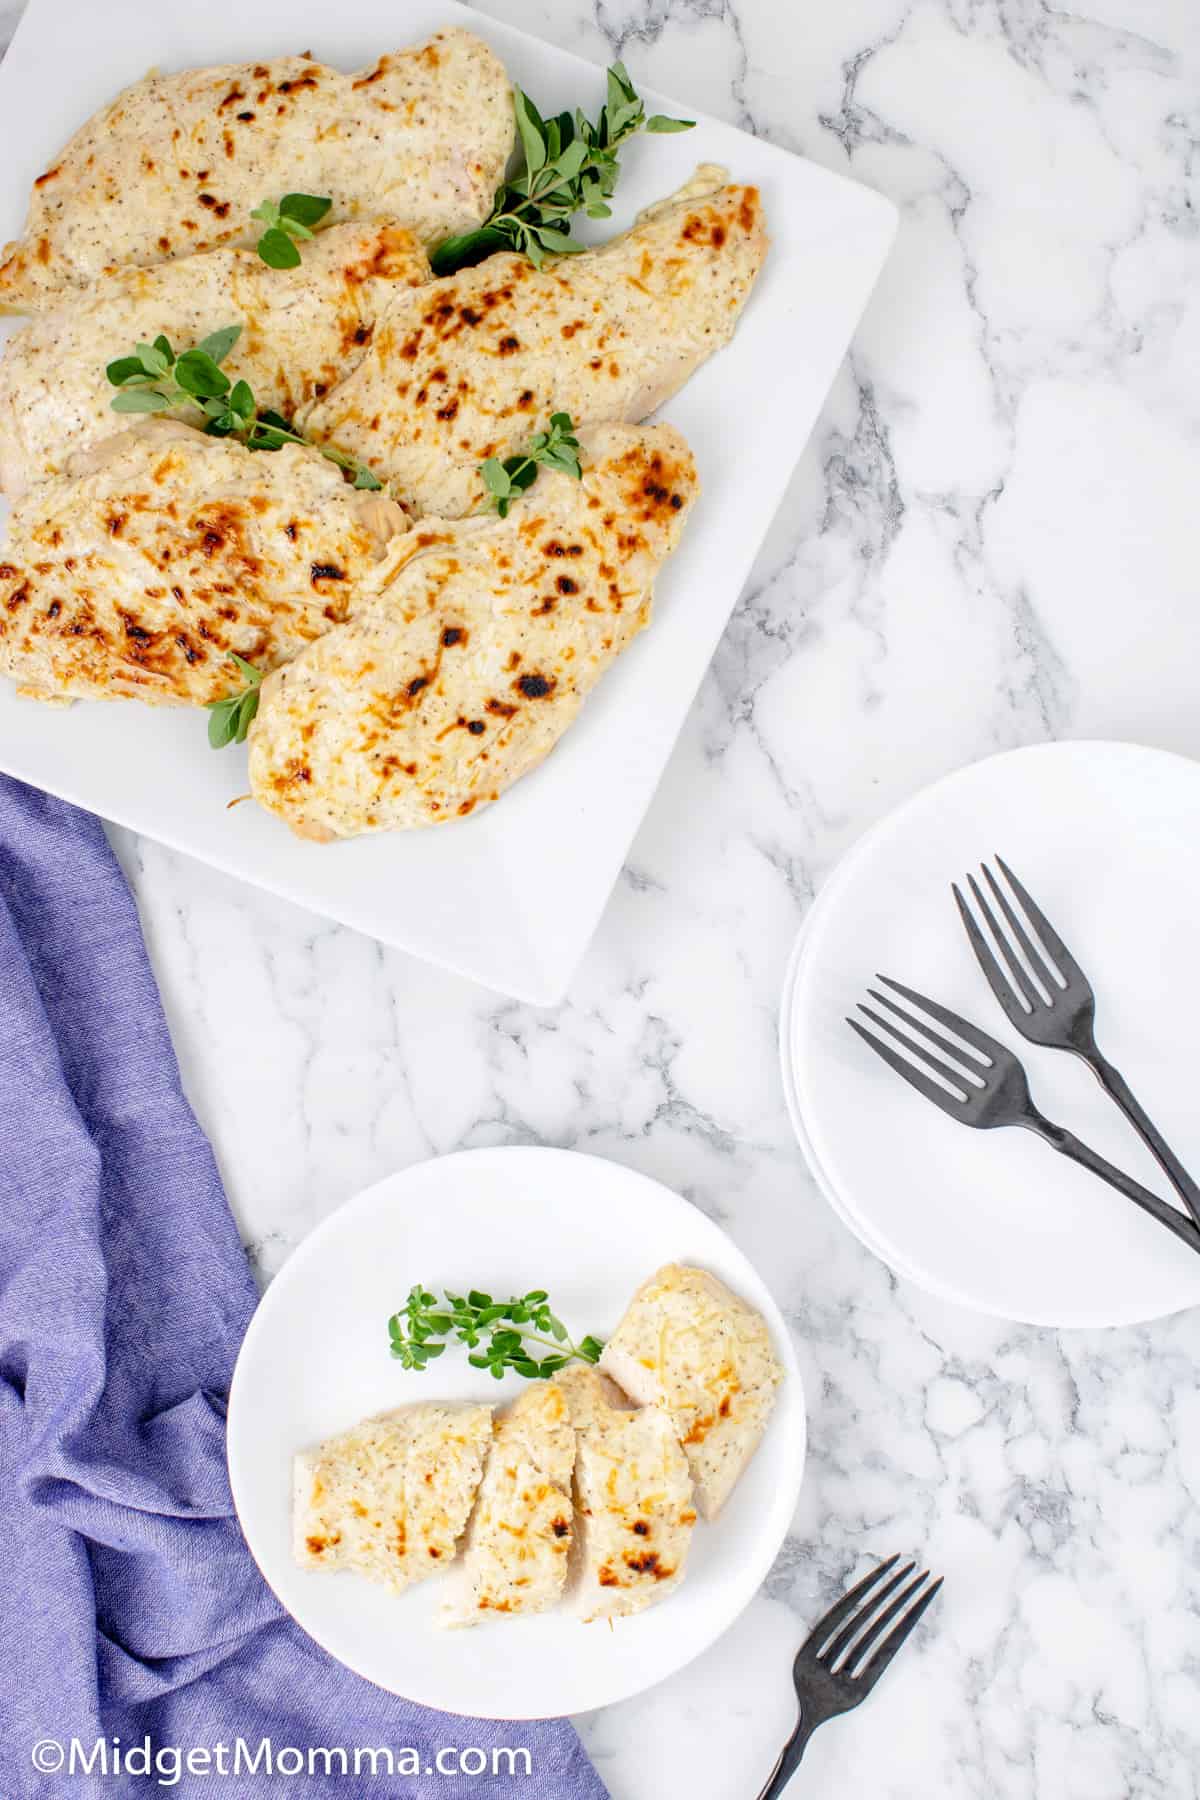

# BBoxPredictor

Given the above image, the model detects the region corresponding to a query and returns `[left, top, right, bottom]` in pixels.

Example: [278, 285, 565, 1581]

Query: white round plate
[227, 1146, 806, 1718]
[786, 741, 1200, 1328]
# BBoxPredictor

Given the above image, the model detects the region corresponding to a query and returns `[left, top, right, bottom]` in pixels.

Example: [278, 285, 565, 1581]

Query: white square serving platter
[0, 0, 896, 1004]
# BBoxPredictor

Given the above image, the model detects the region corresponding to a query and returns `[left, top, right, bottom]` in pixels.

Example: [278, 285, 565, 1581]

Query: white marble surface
[6, 0, 1200, 1793]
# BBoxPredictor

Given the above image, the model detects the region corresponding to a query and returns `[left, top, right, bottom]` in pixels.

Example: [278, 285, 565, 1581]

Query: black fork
[954, 856, 1200, 1231]
[848, 978, 1200, 1257]
[757, 1556, 943, 1798]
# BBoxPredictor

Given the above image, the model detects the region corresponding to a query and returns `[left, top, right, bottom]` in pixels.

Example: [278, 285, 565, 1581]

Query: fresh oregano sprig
[252, 193, 333, 269]
[106, 328, 383, 490]
[430, 62, 693, 276]
[387, 1284, 604, 1381]
[206, 652, 264, 748]
[480, 412, 582, 517]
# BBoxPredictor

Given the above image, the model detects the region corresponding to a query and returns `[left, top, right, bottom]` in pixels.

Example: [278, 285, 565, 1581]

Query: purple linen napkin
[0, 774, 607, 1799]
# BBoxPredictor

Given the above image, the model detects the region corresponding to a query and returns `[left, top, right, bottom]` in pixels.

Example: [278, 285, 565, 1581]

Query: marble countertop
[5, 0, 1200, 1793]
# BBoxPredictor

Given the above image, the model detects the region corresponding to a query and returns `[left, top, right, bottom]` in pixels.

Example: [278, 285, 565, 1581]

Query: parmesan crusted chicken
[0, 30, 513, 311]
[293, 1402, 493, 1594]
[555, 1366, 696, 1622]
[599, 1264, 783, 1520]
[0, 423, 405, 706]
[302, 167, 765, 516]
[444, 1383, 576, 1627]
[0, 222, 430, 498]
[247, 422, 698, 839]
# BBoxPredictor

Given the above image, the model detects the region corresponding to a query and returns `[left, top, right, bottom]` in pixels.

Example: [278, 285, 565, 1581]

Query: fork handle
[1087, 1053, 1200, 1232]
[756, 1716, 818, 1799]
[1028, 1116, 1200, 1256]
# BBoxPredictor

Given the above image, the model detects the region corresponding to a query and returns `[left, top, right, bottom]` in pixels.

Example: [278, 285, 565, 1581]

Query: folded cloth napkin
[0, 776, 606, 1800]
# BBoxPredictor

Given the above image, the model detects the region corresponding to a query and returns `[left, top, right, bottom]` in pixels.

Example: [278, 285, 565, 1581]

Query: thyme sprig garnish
[480, 412, 581, 516]
[206, 653, 264, 749]
[430, 62, 693, 276]
[388, 1284, 604, 1381]
[252, 192, 333, 269]
[105, 328, 383, 489]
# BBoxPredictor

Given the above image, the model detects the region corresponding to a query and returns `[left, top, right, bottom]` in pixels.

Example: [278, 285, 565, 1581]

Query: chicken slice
[443, 1383, 576, 1627]
[0, 422, 406, 707]
[247, 422, 698, 839]
[555, 1366, 696, 1622]
[599, 1264, 783, 1520]
[302, 167, 765, 516]
[0, 222, 430, 498]
[293, 1402, 493, 1595]
[0, 29, 513, 310]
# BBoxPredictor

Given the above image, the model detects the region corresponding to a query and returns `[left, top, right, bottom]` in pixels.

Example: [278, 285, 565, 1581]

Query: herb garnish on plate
[251, 193, 333, 269]
[480, 412, 582, 517]
[105, 328, 383, 490]
[430, 62, 694, 277]
[206, 653, 264, 749]
[388, 1284, 604, 1381]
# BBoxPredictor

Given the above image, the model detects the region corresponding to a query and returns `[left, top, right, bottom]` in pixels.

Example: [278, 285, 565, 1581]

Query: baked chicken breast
[247, 421, 699, 839]
[599, 1264, 783, 1519]
[302, 167, 765, 516]
[0, 422, 405, 706]
[555, 1366, 696, 1622]
[0, 222, 430, 498]
[444, 1383, 576, 1626]
[293, 1402, 493, 1594]
[0, 30, 513, 311]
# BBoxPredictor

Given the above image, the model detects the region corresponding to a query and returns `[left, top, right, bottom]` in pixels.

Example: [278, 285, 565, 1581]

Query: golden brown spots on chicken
[516, 672, 554, 700]
[624, 1551, 673, 1579]
[441, 626, 465, 647]
[631, 1519, 650, 1536]
[485, 697, 517, 719]
[305, 1532, 340, 1555]
[33, 166, 61, 187]
[556, 575, 578, 595]
[310, 562, 346, 586]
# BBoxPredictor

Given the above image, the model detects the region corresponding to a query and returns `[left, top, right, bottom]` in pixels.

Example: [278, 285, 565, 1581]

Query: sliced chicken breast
[302, 167, 765, 516]
[293, 1401, 493, 1594]
[0, 422, 405, 706]
[599, 1264, 783, 1519]
[0, 222, 430, 498]
[555, 1366, 696, 1622]
[0, 30, 513, 310]
[247, 422, 698, 839]
[444, 1383, 576, 1626]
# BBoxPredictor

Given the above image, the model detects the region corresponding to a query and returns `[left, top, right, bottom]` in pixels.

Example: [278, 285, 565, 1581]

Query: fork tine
[839, 1567, 928, 1672]
[846, 1019, 970, 1115]
[995, 856, 1082, 983]
[873, 975, 1001, 1062]
[857, 1005, 975, 1094]
[799, 1555, 901, 1656]
[853, 1576, 944, 1693]
[967, 873, 1041, 1012]
[867, 989, 988, 1078]
[952, 882, 1021, 1021]
[819, 1562, 917, 1667]
[982, 863, 1060, 995]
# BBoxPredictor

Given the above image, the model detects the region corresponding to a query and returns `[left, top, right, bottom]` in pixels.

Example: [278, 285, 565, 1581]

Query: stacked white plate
[780, 742, 1200, 1328]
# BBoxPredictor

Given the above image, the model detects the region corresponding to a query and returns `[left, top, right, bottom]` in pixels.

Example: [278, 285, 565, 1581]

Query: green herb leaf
[646, 113, 695, 132]
[174, 350, 232, 400]
[478, 413, 582, 516]
[193, 324, 243, 365]
[205, 652, 264, 749]
[257, 227, 302, 270]
[111, 388, 172, 414]
[280, 192, 332, 229]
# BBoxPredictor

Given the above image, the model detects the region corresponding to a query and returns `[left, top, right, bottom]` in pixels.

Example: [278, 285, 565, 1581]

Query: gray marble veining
[5, 0, 1200, 1793]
